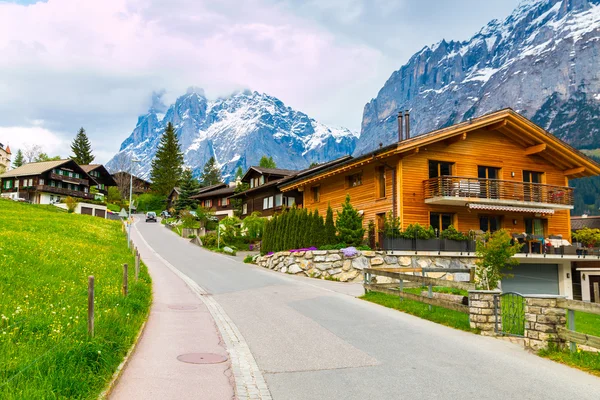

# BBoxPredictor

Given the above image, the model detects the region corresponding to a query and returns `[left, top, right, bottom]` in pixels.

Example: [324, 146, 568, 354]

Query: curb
[97, 317, 149, 400]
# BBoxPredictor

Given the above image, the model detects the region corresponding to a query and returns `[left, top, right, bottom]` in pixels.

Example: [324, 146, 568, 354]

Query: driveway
[134, 220, 600, 400]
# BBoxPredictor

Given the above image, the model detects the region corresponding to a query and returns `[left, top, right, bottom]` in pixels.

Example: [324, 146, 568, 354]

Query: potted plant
[406, 224, 440, 251]
[382, 213, 413, 251]
[440, 225, 468, 252]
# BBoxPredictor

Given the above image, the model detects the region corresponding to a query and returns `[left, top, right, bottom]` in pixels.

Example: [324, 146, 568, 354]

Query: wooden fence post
[469, 268, 475, 283]
[88, 276, 95, 338]
[135, 252, 140, 281]
[123, 264, 128, 296]
[594, 282, 600, 304]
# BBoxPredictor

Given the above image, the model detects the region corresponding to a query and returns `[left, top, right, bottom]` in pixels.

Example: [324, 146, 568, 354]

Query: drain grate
[177, 353, 228, 364]
[167, 304, 198, 310]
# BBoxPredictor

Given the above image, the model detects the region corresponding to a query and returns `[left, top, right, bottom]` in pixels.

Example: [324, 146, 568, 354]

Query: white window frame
[275, 194, 283, 207]
[39, 178, 44, 186]
[259, 175, 265, 185]
[222, 197, 228, 206]
[287, 197, 295, 207]
[242, 203, 248, 215]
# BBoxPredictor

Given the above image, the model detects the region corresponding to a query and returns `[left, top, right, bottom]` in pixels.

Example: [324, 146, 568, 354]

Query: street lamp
[127, 157, 141, 249]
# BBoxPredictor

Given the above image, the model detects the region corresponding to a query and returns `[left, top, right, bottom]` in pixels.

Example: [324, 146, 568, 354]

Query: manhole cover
[177, 353, 228, 364]
[168, 304, 198, 310]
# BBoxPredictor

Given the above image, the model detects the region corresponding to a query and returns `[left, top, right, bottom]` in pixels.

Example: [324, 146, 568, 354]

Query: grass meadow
[0, 200, 151, 399]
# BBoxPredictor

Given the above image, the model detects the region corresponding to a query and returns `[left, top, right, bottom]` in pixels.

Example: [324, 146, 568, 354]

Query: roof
[241, 166, 298, 182]
[80, 164, 118, 186]
[80, 164, 101, 173]
[168, 187, 181, 197]
[280, 108, 600, 191]
[0, 159, 73, 178]
[230, 177, 290, 198]
[571, 216, 600, 230]
[5, 145, 10, 155]
[112, 171, 152, 185]
[191, 186, 236, 199]
[195, 183, 227, 194]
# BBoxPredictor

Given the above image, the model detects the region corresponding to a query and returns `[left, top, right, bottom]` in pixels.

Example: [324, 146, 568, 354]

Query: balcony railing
[37, 185, 94, 199]
[423, 176, 573, 208]
[50, 172, 89, 186]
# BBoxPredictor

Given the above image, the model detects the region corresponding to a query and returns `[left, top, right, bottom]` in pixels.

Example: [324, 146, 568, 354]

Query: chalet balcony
[423, 176, 573, 210]
[50, 172, 89, 186]
[37, 185, 94, 200]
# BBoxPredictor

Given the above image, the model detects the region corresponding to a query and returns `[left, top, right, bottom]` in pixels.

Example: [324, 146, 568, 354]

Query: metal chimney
[397, 111, 404, 142]
[405, 110, 411, 139]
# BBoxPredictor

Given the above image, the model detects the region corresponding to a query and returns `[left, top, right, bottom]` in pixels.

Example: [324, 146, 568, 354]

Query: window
[346, 173, 362, 188]
[39, 178, 44, 185]
[523, 171, 543, 184]
[376, 166, 386, 198]
[221, 197, 228, 207]
[259, 175, 265, 185]
[430, 213, 454, 233]
[428, 160, 454, 178]
[287, 197, 295, 207]
[525, 218, 546, 237]
[523, 170, 544, 202]
[205, 199, 212, 208]
[311, 186, 320, 202]
[28, 179, 33, 187]
[263, 196, 274, 209]
[242, 203, 248, 215]
[478, 166, 501, 199]
[3, 180, 12, 189]
[50, 180, 55, 187]
[14, 180, 18, 189]
[479, 216, 501, 233]
[275, 194, 283, 207]
[250, 179, 255, 189]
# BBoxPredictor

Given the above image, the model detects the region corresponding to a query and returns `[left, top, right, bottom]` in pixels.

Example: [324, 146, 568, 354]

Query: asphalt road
[136, 220, 600, 400]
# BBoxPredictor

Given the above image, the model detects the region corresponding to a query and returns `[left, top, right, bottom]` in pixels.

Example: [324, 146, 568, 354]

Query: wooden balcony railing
[423, 176, 574, 207]
[37, 185, 94, 199]
[50, 172, 89, 186]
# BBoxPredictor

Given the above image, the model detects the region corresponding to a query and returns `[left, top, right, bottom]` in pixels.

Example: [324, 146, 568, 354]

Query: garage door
[81, 207, 93, 215]
[502, 263, 559, 295]
[95, 209, 106, 218]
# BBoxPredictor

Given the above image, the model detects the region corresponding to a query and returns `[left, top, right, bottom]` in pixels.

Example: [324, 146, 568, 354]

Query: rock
[314, 256, 327, 262]
[285, 257, 296, 267]
[398, 256, 412, 266]
[339, 270, 359, 282]
[417, 258, 431, 269]
[435, 258, 451, 268]
[312, 250, 328, 255]
[252, 255, 260, 262]
[454, 273, 471, 282]
[383, 255, 398, 265]
[342, 260, 352, 271]
[299, 260, 314, 270]
[362, 251, 376, 257]
[371, 257, 384, 266]
[288, 264, 303, 274]
[273, 262, 282, 270]
[315, 262, 332, 271]
[295, 251, 306, 257]
[332, 261, 343, 268]
[223, 246, 235, 254]
[308, 268, 322, 278]
[329, 268, 343, 275]
[352, 256, 369, 270]
[281, 266, 288, 273]
[304, 251, 314, 259]
[326, 254, 342, 262]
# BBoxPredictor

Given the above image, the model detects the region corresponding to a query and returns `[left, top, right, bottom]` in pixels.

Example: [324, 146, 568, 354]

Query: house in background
[570, 215, 600, 302]
[281, 109, 600, 300]
[167, 187, 181, 209]
[191, 182, 236, 220]
[80, 164, 117, 198]
[111, 171, 152, 197]
[0, 159, 94, 204]
[0, 143, 11, 172]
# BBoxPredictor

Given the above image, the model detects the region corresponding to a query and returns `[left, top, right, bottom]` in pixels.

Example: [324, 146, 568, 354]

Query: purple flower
[341, 247, 359, 257]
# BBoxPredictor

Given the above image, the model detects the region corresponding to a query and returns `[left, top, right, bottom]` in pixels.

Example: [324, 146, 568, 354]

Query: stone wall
[524, 295, 567, 351]
[255, 250, 476, 283]
[468, 290, 501, 336]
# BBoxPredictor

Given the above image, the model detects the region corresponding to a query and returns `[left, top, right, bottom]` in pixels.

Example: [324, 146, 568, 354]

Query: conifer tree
[336, 194, 366, 246]
[324, 204, 337, 245]
[175, 169, 200, 213]
[302, 210, 313, 248]
[200, 156, 222, 186]
[235, 166, 244, 179]
[70, 127, 95, 164]
[262, 219, 270, 253]
[313, 209, 325, 248]
[12, 149, 24, 168]
[259, 155, 276, 168]
[150, 122, 184, 196]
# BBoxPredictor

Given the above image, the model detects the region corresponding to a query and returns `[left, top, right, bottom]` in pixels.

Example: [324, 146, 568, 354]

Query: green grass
[404, 286, 469, 297]
[539, 345, 600, 377]
[0, 200, 152, 399]
[361, 291, 477, 333]
[572, 311, 600, 337]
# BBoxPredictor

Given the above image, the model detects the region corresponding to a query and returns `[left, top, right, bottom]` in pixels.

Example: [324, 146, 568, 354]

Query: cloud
[0, 125, 69, 157]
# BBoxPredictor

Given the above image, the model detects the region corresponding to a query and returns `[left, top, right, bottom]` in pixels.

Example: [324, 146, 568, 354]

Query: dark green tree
[35, 153, 61, 162]
[259, 155, 276, 168]
[301, 210, 312, 248]
[324, 204, 337, 245]
[231, 182, 249, 217]
[335, 195, 365, 246]
[235, 166, 244, 179]
[150, 122, 184, 196]
[308, 161, 319, 168]
[70, 127, 95, 164]
[175, 169, 200, 213]
[313, 209, 325, 248]
[12, 149, 24, 168]
[200, 156, 222, 186]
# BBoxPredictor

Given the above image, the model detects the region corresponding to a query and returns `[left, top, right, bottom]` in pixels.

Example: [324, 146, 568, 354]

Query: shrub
[368, 220, 376, 249]
[220, 216, 242, 243]
[384, 213, 402, 238]
[440, 225, 468, 241]
[324, 204, 337, 245]
[243, 255, 254, 263]
[180, 210, 198, 229]
[202, 233, 218, 247]
[136, 193, 166, 213]
[573, 227, 600, 248]
[475, 229, 522, 290]
[65, 196, 77, 213]
[188, 234, 197, 239]
[335, 195, 365, 246]
[402, 223, 435, 240]
[243, 212, 266, 239]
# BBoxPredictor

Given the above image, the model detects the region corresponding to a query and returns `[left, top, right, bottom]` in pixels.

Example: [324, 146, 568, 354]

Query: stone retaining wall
[468, 290, 501, 336]
[256, 250, 476, 283]
[524, 296, 567, 351]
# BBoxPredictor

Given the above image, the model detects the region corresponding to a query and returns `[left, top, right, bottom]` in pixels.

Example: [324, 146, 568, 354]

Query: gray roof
[571, 216, 600, 230]
[191, 186, 236, 199]
[0, 159, 71, 178]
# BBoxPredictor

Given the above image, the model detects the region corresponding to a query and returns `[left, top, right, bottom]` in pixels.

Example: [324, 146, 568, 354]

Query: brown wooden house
[80, 164, 117, 196]
[111, 171, 152, 197]
[190, 183, 236, 220]
[0, 159, 94, 204]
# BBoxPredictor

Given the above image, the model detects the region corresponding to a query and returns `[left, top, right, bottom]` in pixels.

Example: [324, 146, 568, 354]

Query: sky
[0, 0, 521, 163]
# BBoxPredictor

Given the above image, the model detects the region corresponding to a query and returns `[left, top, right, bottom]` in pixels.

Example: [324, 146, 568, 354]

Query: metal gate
[494, 292, 525, 337]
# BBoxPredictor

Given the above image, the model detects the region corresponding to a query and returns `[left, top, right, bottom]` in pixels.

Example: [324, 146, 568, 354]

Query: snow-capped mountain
[107, 89, 358, 180]
[357, 0, 600, 155]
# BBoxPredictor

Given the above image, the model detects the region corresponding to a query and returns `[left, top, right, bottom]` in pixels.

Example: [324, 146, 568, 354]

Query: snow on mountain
[107, 89, 358, 180]
[356, 0, 600, 155]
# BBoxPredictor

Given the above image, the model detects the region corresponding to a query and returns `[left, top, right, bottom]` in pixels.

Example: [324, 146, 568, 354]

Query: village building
[190, 182, 237, 220]
[0, 143, 11, 172]
[111, 171, 152, 196]
[280, 109, 600, 299]
[80, 164, 117, 197]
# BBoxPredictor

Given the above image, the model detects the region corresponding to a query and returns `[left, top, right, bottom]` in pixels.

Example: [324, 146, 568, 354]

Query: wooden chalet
[190, 183, 236, 220]
[80, 164, 117, 196]
[111, 171, 152, 196]
[0, 159, 94, 203]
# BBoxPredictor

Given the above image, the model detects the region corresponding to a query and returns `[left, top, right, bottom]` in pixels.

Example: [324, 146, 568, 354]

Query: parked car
[160, 210, 171, 218]
[146, 212, 157, 222]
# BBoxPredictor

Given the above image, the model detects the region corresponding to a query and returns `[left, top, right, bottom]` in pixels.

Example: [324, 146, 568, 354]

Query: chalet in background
[112, 171, 152, 197]
[80, 164, 117, 197]
[191, 182, 237, 220]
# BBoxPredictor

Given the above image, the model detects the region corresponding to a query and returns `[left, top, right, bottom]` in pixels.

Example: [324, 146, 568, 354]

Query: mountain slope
[357, 0, 600, 155]
[107, 89, 358, 180]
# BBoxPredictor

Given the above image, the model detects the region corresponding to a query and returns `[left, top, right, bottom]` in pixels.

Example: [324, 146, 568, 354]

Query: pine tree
[324, 204, 337, 245]
[235, 166, 244, 179]
[150, 122, 184, 196]
[302, 210, 312, 248]
[12, 149, 24, 168]
[259, 156, 276, 168]
[336, 195, 366, 246]
[313, 209, 325, 248]
[70, 127, 95, 164]
[200, 156, 222, 186]
[175, 169, 200, 213]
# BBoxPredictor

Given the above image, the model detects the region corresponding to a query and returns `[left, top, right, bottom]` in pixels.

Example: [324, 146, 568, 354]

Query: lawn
[539, 346, 600, 377]
[0, 200, 152, 399]
[361, 291, 477, 333]
[573, 311, 600, 337]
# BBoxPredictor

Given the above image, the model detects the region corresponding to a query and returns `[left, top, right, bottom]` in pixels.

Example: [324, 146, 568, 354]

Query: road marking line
[133, 222, 272, 400]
